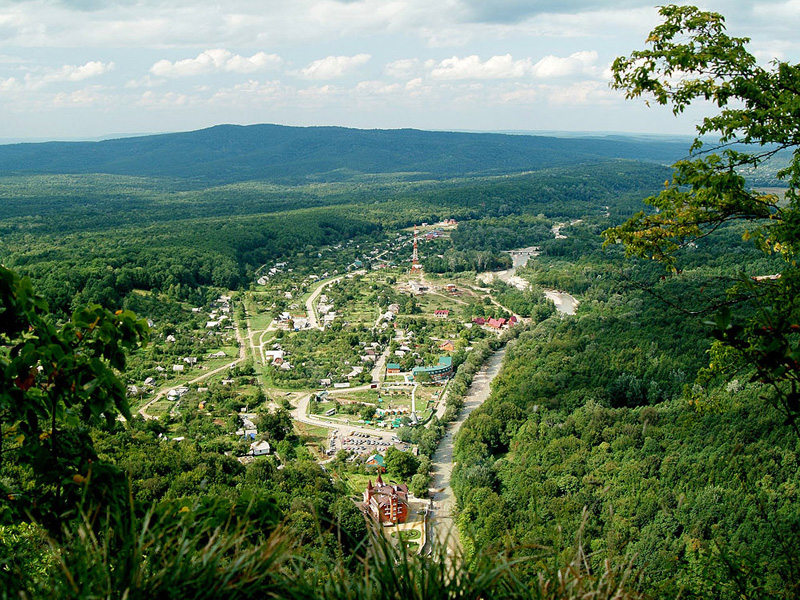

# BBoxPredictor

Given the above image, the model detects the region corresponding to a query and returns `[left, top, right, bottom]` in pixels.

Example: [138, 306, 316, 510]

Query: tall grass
[4, 497, 644, 600]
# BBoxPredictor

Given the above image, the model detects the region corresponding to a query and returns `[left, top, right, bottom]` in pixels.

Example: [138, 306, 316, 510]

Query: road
[289, 389, 398, 445]
[426, 346, 507, 557]
[137, 319, 247, 420]
[305, 270, 365, 330]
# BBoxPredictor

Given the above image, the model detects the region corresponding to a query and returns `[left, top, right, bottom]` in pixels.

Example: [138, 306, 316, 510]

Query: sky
[0, 0, 797, 141]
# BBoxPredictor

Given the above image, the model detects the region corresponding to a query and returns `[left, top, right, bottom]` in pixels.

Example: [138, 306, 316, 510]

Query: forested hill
[0, 124, 691, 183]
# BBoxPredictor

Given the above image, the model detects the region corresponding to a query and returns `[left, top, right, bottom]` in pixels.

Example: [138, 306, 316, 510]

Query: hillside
[0, 124, 691, 183]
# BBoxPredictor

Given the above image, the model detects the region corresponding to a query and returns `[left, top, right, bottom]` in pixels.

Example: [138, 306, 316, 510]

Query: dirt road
[426, 346, 507, 556]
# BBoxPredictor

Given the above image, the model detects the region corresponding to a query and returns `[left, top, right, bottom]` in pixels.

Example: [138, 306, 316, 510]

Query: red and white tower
[411, 226, 422, 273]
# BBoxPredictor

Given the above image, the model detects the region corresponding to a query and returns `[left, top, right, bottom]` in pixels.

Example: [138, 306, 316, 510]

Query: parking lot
[326, 429, 407, 456]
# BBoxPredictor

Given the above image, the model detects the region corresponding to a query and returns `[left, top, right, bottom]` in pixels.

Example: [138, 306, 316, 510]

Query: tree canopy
[603, 4, 800, 431]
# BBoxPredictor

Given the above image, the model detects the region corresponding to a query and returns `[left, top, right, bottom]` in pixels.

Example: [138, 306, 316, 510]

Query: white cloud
[42, 61, 115, 83]
[209, 79, 289, 106]
[355, 80, 402, 95]
[430, 54, 533, 80]
[125, 75, 164, 89]
[542, 80, 618, 105]
[299, 54, 371, 79]
[0, 77, 23, 92]
[52, 87, 107, 107]
[150, 50, 282, 77]
[137, 90, 195, 108]
[0, 54, 31, 65]
[531, 50, 598, 78]
[500, 88, 537, 104]
[384, 58, 420, 79]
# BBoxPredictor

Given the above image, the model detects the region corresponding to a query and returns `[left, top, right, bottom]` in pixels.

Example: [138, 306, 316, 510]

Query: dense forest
[0, 160, 669, 316]
[451, 221, 798, 597]
[0, 124, 690, 183]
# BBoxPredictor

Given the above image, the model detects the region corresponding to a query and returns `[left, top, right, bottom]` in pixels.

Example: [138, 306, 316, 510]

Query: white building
[250, 441, 271, 456]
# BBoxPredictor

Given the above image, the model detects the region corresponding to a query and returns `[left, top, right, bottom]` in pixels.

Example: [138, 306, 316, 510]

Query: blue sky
[0, 0, 797, 140]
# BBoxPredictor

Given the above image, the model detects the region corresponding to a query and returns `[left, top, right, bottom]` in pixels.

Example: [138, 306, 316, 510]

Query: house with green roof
[411, 356, 453, 382]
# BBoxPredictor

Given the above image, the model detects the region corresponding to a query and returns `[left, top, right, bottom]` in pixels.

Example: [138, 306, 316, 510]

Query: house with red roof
[487, 317, 507, 329]
[363, 475, 409, 525]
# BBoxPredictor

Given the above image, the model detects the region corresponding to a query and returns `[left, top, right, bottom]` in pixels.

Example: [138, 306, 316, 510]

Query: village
[123, 220, 562, 548]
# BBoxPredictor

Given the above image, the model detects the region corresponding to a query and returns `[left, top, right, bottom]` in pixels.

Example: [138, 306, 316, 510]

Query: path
[426, 346, 507, 556]
[137, 319, 247, 420]
[305, 270, 366, 330]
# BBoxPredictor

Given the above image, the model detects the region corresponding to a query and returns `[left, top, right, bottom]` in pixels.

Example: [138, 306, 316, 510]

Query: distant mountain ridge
[0, 123, 692, 184]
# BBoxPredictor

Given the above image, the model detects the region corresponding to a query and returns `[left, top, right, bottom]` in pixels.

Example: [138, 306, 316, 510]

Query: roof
[386, 363, 401, 370]
[366, 454, 385, 466]
[438, 356, 452, 367]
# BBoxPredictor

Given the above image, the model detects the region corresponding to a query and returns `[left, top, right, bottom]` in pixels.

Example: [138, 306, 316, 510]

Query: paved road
[426, 346, 507, 556]
[289, 390, 399, 455]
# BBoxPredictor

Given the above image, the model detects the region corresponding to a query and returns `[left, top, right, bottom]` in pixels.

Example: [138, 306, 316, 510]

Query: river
[478, 246, 579, 316]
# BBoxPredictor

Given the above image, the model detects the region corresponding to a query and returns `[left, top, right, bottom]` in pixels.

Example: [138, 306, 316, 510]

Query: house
[386, 363, 401, 374]
[320, 378, 332, 387]
[144, 377, 156, 386]
[172, 364, 185, 373]
[346, 366, 365, 379]
[487, 318, 507, 329]
[263, 350, 285, 365]
[412, 356, 453, 382]
[434, 309, 449, 318]
[388, 304, 400, 314]
[183, 357, 198, 365]
[363, 475, 409, 525]
[250, 440, 271, 456]
[365, 453, 386, 472]
[438, 341, 455, 352]
[208, 350, 227, 358]
[446, 284, 457, 293]
[472, 317, 486, 326]
[167, 387, 189, 401]
[165, 335, 176, 343]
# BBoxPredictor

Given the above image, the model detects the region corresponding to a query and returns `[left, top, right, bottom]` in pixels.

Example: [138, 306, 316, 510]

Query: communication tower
[411, 226, 422, 273]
